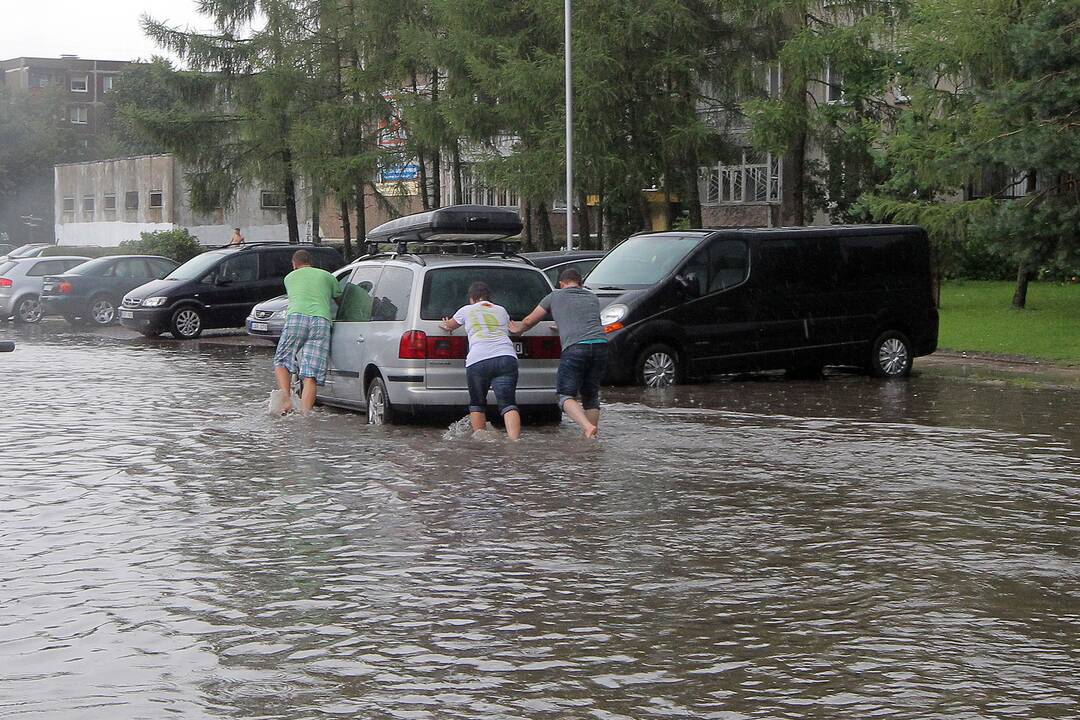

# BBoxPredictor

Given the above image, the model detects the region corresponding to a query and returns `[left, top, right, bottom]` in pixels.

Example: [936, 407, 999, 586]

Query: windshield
[166, 250, 227, 281]
[585, 234, 705, 288]
[421, 267, 551, 321]
[66, 257, 114, 276]
[10, 244, 46, 258]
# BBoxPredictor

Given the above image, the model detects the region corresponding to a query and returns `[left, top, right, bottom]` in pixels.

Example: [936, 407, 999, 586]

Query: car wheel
[170, 307, 204, 339]
[89, 295, 117, 325]
[869, 330, 913, 378]
[636, 343, 681, 388]
[366, 375, 398, 425]
[14, 295, 43, 324]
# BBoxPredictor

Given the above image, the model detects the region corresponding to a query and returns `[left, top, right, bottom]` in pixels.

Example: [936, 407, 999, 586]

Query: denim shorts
[466, 354, 520, 415]
[556, 342, 609, 410]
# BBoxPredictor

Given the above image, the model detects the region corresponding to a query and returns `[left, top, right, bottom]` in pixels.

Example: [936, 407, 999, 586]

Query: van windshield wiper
[595, 285, 625, 291]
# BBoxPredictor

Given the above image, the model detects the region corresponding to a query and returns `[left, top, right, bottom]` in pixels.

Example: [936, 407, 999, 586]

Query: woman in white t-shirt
[440, 281, 521, 440]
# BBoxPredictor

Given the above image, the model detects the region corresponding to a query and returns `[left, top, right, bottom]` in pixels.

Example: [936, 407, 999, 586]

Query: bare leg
[562, 399, 598, 438]
[274, 366, 294, 414]
[469, 411, 487, 434]
[300, 378, 318, 414]
[503, 409, 521, 441]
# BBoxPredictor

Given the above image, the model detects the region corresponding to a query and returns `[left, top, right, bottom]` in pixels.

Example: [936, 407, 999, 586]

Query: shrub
[120, 228, 203, 263]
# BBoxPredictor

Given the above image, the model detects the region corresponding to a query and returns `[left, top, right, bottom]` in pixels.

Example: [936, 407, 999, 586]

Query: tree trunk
[523, 199, 534, 251]
[1011, 262, 1032, 309]
[451, 141, 462, 203]
[537, 201, 554, 250]
[685, 155, 702, 228]
[283, 154, 300, 243]
[311, 183, 321, 244]
[576, 190, 592, 249]
[417, 148, 430, 211]
[595, 193, 605, 248]
[340, 198, 353, 261]
[431, 69, 442, 208]
[355, 183, 367, 247]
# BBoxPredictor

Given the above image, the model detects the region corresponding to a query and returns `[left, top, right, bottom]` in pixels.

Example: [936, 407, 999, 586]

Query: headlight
[271, 310, 286, 320]
[141, 296, 168, 307]
[600, 303, 628, 327]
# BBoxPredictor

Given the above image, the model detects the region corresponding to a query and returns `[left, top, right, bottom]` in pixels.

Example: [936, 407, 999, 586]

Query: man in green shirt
[273, 249, 342, 414]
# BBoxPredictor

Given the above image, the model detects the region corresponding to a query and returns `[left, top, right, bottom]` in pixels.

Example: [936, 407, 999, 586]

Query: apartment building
[1, 55, 132, 137]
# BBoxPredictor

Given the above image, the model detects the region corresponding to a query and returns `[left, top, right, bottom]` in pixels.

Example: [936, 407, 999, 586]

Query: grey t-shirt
[538, 286, 607, 350]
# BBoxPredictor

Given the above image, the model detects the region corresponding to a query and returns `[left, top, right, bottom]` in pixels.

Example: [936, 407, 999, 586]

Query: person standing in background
[229, 228, 244, 246]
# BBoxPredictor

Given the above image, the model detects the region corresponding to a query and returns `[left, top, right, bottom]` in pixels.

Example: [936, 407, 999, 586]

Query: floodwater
[2, 327, 1079, 719]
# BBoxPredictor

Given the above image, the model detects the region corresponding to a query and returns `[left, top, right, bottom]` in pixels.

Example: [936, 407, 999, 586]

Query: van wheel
[869, 330, 913, 378]
[636, 343, 682, 388]
[366, 376, 399, 425]
[170, 307, 203, 339]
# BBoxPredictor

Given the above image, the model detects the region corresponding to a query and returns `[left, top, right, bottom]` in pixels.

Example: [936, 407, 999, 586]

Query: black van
[119, 243, 343, 339]
[589, 225, 938, 386]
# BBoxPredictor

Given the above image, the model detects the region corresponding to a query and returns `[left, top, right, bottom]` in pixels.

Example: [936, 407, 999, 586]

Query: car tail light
[399, 330, 428, 359]
[58, 281, 73, 294]
[0, 278, 11, 288]
[520, 336, 562, 359]
[427, 335, 468, 359]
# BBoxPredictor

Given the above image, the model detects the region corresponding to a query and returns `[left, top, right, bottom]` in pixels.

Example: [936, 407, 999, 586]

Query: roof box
[366, 205, 523, 245]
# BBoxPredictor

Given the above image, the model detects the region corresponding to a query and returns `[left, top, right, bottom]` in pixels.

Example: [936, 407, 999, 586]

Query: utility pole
[564, 0, 573, 251]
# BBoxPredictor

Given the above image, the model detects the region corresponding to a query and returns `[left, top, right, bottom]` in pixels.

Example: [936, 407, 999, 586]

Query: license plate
[251, 322, 269, 332]
[513, 341, 524, 356]
[120, 310, 134, 319]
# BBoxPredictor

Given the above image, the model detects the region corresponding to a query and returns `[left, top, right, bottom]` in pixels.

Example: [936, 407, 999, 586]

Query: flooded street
[2, 327, 1079, 719]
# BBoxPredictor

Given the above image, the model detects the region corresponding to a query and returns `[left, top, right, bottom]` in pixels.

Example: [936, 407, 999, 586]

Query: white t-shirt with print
[452, 301, 518, 367]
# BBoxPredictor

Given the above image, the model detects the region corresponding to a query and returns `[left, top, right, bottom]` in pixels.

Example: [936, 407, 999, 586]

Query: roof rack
[365, 205, 524, 256]
[201, 240, 313, 250]
[357, 251, 427, 266]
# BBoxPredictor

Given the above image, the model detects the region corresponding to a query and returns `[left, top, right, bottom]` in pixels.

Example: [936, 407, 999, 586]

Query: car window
[707, 240, 749, 292]
[67, 257, 114, 276]
[113, 258, 151, 279]
[260, 250, 295, 279]
[0, 261, 16, 276]
[370, 266, 413, 321]
[313, 249, 343, 271]
[421, 267, 551, 321]
[217, 253, 258, 283]
[544, 259, 600, 286]
[148, 259, 177, 278]
[168, 250, 228, 281]
[586, 234, 704, 288]
[26, 260, 70, 277]
[336, 266, 382, 322]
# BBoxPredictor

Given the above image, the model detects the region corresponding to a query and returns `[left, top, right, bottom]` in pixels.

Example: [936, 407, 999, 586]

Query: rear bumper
[392, 384, 558, 408]
[119, 307, 172, 334]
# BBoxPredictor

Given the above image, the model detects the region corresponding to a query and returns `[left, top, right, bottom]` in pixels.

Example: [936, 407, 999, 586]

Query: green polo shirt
[284, 266, 342, 322]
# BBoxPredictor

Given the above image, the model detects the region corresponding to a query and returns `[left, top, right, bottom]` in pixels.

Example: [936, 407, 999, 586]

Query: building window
[70, 75, 89, 92]
[125, 191, 140, 210]
[459, 164, 519, 208]
[967, 165, 1037, 200]
[69, 106, 88, 125]
[62, 197, 75, 212]
[260, 191, 286, 208]
[102, 75, 115, 92]
[701, 151, 781, 205]
[149, 191, 164, 209]
[82, 196, 95, 215]
[104, 194, 117, 210]
[825, 61, 844, 104]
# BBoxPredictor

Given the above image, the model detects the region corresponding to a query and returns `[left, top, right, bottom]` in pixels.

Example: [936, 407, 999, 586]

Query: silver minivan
[316, 254, 562, 424]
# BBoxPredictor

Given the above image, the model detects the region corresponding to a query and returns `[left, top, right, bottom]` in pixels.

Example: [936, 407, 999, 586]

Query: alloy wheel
[17, 297, 43, 324]
[878, 338, 909, 376]
[175, 309, 201, 338]
[643, 351, 677, 388]
[367, 382, 386, 424]
[91, 298, 116, 325]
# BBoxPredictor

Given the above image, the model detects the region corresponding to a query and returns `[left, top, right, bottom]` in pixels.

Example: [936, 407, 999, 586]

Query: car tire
[89, 294, 117, 326]
[170, 307, 204, 339]
[366, 375, 399, 425]
[869, 330, 913, 378]
[14, 295, 43, 324]
[635, 343, 682, 388]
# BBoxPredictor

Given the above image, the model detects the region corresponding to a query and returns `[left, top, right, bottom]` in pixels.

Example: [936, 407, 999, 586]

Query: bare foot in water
[280, 398, 293, 415]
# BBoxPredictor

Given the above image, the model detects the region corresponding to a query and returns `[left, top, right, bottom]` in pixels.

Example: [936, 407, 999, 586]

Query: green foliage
[120, 228, 204, 262]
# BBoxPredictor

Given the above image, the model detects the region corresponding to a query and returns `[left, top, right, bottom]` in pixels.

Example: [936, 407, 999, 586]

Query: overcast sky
[1, 0, 212, 62]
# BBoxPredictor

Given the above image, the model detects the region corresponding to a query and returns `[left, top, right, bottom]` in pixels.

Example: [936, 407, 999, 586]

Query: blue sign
[381, 163, 419, 182]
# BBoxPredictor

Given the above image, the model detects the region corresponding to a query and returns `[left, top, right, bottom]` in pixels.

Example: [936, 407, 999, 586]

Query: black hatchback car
[120, 243, 344, 339]
[41, 255, 178, 326]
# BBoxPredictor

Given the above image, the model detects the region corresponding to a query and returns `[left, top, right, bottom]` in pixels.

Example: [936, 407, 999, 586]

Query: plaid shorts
[273, 314, 332, 385]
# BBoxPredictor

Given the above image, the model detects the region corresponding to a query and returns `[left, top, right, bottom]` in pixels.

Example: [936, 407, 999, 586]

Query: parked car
[0, 243, 52, 263]
[246, 263, 359, 343]
[590, 225, 938, 386]
[522, 250, 606, 285]
[313, 206, 562, 424]
[120, 243, 344, 339]
[40, 255, 178, 326]
[0, 256, 92, 323]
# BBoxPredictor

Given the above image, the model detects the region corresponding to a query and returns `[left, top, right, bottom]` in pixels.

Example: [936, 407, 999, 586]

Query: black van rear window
[421, 267, 551, 321]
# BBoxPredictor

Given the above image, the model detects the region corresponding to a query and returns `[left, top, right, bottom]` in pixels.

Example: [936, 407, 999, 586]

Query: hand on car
[508, 321, 525, 335]
[440, 317, 456, 332]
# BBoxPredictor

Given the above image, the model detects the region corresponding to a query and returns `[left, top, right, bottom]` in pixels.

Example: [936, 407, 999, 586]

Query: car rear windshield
[0, 261, 16, 276]
[585, 233, 704, 288]
[421, 267, 551, 321]
[166, 250, 228, 280]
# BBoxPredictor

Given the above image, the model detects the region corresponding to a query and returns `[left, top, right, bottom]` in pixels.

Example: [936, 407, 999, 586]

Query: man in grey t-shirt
[511, 267, 608, 438]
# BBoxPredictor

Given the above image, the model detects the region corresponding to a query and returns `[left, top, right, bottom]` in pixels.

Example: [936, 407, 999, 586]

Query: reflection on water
[2, 328, 1079, 719]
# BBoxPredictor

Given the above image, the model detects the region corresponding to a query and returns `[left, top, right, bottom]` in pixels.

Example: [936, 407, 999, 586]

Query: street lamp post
[564, 0, 573, 252]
